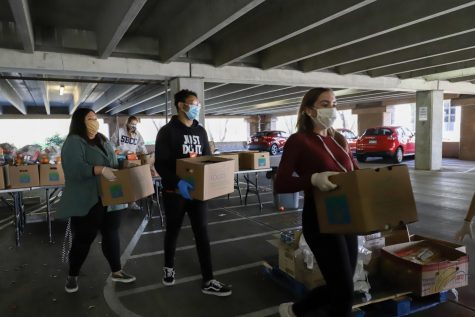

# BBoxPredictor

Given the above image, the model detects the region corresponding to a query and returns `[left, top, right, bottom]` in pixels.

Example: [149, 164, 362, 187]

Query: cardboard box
[121, 159, 141, 169]
[278, 242, 325, 289]
[176, 156, 234, 201]
[100, 164, 154, 206]
[313, 165, 418, 234]
[4, 165, 40, 188]
[381, 240, 469, 296]
[39, 164, 65, 186]
[215, 153, 239, 172]
[0, 167, 4, 189]
[237, 151, 270, 170]
[139, 153, 152, 165]
[410, 234, 466, 253]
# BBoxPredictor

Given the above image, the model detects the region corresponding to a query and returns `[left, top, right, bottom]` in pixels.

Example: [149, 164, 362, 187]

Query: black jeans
[292, 196, 358, 317]
[162, 191, 213, 282]
[68, 200, 122, 276]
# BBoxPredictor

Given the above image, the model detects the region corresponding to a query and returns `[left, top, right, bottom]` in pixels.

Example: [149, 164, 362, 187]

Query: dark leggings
[162, 191, 213, 282]
[69, 200, 122, 276]
[292, 196, 358, 317]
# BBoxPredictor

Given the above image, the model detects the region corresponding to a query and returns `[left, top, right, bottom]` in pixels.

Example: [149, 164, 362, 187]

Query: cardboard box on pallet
[176, 156, 234, 201]
[4, 165, 40, 188]
[313, 165, 418, 234]
[237, 151, 270, 170]
[214, 153, 239, 172]
[100, 164, 154, 206]
[381, 240, 469, 296]
[278, 240, 325, 289]
[39, 164, 65, 186]
[0, 167, 5, 189]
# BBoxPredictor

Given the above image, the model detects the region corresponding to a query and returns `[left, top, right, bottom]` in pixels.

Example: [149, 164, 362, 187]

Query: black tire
[270, 143, 279, 156]
[393, 147, 403, 163]
[356, 154, 366, 162]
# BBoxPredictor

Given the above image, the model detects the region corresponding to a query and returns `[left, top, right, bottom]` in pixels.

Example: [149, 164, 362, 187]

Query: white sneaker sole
[111, 276, 136, 283]
[201, 289, 232, 297]
[65, 286, 78, 293]
[162, 279, 175, 286]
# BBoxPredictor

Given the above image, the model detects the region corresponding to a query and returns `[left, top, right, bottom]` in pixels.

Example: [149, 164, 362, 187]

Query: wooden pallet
[262, 261, 449, 317]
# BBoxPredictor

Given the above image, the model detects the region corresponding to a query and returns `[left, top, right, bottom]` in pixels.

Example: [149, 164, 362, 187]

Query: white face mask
[311, 108, 338, 129]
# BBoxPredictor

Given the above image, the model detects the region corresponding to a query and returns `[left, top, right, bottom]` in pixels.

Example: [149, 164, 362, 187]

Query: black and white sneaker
[65, 276, 78, 293]
[111, 271, 136, 283]
[162, 267, 175, 286]
[201, 279, 232, 297]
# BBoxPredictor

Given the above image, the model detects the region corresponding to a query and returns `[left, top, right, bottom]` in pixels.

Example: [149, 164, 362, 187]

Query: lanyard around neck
[316, 134, 354, 173]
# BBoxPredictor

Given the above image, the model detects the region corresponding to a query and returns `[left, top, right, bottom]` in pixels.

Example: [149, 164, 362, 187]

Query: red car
[356, 126, 415, 163]
[336, 128, 358, 154]
[248, 130, 289, 155]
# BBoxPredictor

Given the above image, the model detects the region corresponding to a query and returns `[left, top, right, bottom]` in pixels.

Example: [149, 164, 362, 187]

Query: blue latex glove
[177, 179, 193, 200]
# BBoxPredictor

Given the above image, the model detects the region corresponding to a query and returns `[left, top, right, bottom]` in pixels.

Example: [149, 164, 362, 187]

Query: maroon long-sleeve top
[275, 131, 358, 194]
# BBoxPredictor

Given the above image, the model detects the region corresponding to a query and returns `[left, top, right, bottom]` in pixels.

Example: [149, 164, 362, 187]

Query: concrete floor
[0, 157, 474, 317]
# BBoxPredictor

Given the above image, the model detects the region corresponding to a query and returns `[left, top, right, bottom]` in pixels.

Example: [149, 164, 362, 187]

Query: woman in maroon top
[276, 88, 359, 317]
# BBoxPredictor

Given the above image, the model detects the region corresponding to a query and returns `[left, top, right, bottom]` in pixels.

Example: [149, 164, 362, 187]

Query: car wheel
[356, 154, 366, 162]
[393, 147, 403, 163]
[270, 143, 279, 156]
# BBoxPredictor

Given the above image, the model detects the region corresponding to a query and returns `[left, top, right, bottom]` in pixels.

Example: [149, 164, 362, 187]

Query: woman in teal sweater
[57, 108, 135, 293]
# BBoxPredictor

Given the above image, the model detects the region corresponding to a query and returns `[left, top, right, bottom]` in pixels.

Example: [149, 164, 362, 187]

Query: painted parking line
[131, 226, 301, 260]
[142, 209, 301, 235]
[116, 261, 263, 298]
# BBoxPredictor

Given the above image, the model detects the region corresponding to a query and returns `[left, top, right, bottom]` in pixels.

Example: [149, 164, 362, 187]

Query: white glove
[102, 167, 118, 181]
[311, 171, 339, 192]
[454, 220, 474, 241]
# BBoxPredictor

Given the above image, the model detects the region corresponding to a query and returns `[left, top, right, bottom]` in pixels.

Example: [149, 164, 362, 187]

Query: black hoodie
[154, 116, 211, 190]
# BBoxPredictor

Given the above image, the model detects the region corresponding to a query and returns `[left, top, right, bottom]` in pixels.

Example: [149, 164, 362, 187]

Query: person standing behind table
[275, 88, 359, 317]
[111, 115, 148, 210]
[154, 89, 232, 296]
[455, 192, 475, 241]
[57, 108, 136, 294]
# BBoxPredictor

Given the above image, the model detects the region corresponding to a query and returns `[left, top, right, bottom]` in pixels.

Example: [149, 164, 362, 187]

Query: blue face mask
[185, 104, 200, 121]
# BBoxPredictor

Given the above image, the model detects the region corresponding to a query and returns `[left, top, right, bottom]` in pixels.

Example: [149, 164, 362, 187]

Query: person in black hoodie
[154, 89, 232, 296]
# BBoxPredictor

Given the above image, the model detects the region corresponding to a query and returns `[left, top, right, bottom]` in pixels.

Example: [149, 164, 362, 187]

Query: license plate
[369, 140, 377, 144]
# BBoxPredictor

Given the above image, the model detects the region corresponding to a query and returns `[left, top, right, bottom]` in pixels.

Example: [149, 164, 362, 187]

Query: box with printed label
[176, 156, 234, 201]
[313, 165, 418, 234]
[100, 164, 154, 206]
[39, 164, 65, 186]
[4, 165, 40, 188]
[381, 240, 469, 296]
[237, 151, 270, 170]
[0, 167, 4, 189]
[214, 153, 239, 172]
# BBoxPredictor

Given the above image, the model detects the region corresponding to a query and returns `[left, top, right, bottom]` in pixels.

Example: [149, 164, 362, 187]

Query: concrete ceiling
[1, 0, 475, 116]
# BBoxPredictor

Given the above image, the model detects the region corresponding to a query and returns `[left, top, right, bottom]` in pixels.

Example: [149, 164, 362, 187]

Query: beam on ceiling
[423, 67, 475, 81]
[368, 47, 475, 77]
[337, 31, 475, 74]
[97, 0, 147, 59]
[92, 85, 138, 112]
[262, 0, 475, 70]
[109, 86, 166, 115]
[399, 60, 475, 79]
[70, 83, 97, 114]
[449, 74, 475, 82]
[213, 0, 373, 66]
[39, 80, 50, 115]
[128, 95, 167, 115]
[204, 82, 227, 91]
[8, 0, 34, 53]
[298, 4, 475, 72]
[0, 79, 27, 114]
[205, 84, 261, 100]
[205, 85, 294, 106]
[159, 0, 264, 62]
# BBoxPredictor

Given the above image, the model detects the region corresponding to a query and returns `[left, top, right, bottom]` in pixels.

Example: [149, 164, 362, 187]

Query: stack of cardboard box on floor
[276, 164, 468, 297]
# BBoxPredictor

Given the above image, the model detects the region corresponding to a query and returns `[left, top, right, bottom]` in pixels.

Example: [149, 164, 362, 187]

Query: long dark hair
[69, 108, 106, 144]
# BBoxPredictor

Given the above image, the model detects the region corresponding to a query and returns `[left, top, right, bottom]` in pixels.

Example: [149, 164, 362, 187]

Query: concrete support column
[459, 104, 475, 161]
[415, 90, 443, 170]
[246, 116, 259, 136]
[169, 77, 205, 125]
[352, 105, 391, 136]
[259, 114, 277, 131]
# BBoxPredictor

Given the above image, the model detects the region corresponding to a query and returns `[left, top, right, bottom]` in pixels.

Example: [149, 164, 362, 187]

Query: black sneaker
[162, 267, 175, 286]
[111, 271, 136, 283]
[201, 279, 232, 297]
[65, 276, 78, 293]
